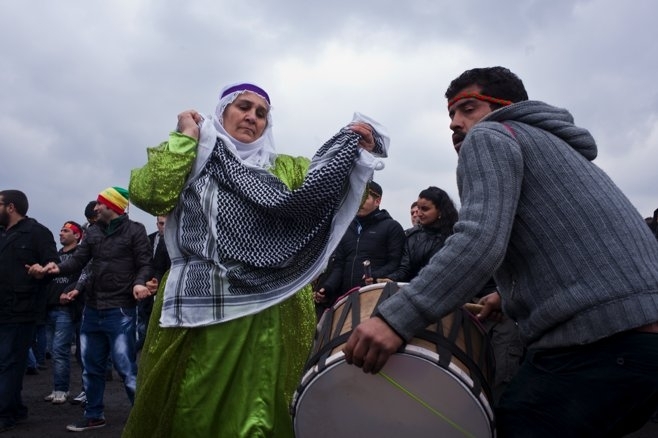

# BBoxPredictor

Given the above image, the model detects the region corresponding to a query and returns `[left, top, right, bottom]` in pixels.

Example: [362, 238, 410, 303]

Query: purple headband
[220, 83, 270, 104]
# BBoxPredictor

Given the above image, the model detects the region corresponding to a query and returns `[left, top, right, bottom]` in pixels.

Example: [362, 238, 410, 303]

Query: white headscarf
[212, 82, 277, 169]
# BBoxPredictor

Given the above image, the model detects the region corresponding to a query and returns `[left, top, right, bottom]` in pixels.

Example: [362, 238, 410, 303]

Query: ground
[6, 360, 130, 438]
[6, 353, 658, 437]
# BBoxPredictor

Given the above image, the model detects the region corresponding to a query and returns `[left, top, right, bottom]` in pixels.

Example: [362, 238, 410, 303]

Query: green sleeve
[129, 133, 198, 216]
[270, 154, 310, 190]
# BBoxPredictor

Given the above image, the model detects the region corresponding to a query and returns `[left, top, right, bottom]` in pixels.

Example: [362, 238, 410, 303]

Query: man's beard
[0, 210, 8, 228]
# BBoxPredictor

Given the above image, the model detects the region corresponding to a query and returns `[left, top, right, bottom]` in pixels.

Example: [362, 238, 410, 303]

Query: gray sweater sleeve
[377, 126, 522, 340]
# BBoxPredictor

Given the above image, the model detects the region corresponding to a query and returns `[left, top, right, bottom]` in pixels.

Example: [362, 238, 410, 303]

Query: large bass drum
[292, 282, 496, 437]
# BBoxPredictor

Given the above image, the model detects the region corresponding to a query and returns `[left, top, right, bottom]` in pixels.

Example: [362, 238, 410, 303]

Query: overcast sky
[2, 0, 657, 239]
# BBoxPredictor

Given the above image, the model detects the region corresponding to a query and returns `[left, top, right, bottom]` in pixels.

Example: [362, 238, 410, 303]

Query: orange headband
[64, 222, 83, 237]
[448, 92, 513, 109]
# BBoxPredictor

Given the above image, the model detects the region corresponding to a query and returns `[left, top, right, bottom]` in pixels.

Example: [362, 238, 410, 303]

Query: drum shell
[292, 283, 496, 437]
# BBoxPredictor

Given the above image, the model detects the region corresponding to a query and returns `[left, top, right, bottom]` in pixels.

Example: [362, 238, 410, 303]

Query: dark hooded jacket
[321, 208, 405, 304]
[57, 215, 152, 310]
[0, 217, 58, 323]
[387, 224, 452, 283]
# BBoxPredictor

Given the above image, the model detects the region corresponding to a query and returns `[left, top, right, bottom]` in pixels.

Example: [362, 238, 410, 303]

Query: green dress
[123, 134, 316, 437]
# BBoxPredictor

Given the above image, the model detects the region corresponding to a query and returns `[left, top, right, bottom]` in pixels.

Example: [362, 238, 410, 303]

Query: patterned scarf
[161, 120, 386, 327]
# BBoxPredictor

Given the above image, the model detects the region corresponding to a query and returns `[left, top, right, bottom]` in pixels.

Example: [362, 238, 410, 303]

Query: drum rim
[294, 348, 494, 418]
[292, 350, 494, 436]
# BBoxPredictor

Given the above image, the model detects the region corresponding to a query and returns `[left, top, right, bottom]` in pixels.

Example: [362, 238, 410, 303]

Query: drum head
[294, 352, 493, 438]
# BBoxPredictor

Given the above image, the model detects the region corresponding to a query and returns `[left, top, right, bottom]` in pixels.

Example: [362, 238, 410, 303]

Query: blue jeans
[46, 308, 74, 392]
[80, 306, 137, 420]
[26, 348, 37, 369]
[496, 331, 658, 437]
[33, 324, 47, 366]
[135, 296, 154, 352]
[0, 323, 35, 427]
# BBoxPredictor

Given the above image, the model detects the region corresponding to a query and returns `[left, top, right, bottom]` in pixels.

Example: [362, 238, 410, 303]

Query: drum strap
[414, 310, 493, 402]
[374, 282, 399, 311]
[307, 288, 363, 374]
[302, 283, 400, 375]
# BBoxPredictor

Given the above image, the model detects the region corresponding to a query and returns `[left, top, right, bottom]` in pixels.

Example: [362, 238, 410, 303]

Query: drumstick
[463, 302, 484, 315]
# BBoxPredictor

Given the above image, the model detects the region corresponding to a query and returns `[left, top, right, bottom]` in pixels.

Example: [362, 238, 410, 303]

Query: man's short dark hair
[367, 181, 383, 198]
[84, 200, 98, 220]
[0, 190, 29, 216]
[445, 67, 529, 109]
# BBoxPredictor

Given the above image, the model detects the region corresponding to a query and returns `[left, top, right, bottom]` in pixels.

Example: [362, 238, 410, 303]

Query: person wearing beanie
[96, 187, 129, 215]
[39, 186, 153, 432]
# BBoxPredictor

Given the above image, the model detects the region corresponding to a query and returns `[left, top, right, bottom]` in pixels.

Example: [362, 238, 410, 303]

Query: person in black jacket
[136, 215, 171, 351]
[385, 186, 458, 282]
[43, 221, 86, 405]
[39, 187, 152, 432]
[313, 181, 405, 310]
[382, 186, 523, 402]
[0, 190, 58, 433]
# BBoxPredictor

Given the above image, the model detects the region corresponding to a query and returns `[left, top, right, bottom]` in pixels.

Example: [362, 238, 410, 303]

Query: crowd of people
[2, 68, 658, 437]
[0, 189, 169, 433]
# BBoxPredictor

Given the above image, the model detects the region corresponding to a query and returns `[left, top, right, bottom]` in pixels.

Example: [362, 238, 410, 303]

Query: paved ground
[6, 359, 130, 438]
[6, 354, 658, 437]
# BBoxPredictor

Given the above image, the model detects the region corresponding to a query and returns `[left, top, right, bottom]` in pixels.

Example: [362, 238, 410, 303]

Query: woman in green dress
[123, 83, 388, 437]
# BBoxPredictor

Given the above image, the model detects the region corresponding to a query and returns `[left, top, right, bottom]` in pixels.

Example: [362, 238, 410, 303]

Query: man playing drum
[344, 67, 658, 437]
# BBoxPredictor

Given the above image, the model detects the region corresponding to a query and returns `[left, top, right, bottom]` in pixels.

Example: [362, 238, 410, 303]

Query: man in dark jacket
[43, 221, 86, 405]
[313, 181, 405, 309]
[0, 190, 58, 433]
[136, 215, 171, 351]
[40, 187, 152, 432]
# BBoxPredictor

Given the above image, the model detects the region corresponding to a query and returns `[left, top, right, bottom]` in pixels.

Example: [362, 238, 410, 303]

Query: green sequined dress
[123, 135, 316, 437]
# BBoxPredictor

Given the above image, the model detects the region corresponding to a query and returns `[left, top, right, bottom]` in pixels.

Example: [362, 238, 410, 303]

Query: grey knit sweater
[379, 100, 658, 349]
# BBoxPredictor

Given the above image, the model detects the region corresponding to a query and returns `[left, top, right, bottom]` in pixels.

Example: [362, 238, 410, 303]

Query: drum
[292, 282, 496, 437]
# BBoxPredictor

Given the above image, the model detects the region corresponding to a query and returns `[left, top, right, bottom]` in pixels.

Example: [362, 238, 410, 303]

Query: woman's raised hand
[177, 110, 204, 141]
[348, 122, 376, 152]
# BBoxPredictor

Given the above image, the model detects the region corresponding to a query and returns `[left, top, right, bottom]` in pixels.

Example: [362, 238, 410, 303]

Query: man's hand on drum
[343, 316, 403, 374]
[313, 288, 327, 304]
[476, 291, 504, 322]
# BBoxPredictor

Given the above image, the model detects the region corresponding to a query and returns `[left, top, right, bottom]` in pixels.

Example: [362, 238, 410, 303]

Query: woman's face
[416, 197, 441, 226]
[222, 91, 269, 143]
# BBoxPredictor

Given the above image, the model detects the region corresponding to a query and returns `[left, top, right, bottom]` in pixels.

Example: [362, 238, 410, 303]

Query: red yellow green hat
[97, 187, 129, 214]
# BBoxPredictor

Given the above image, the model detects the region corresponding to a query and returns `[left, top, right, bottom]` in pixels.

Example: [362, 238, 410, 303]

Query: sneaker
[44, 391, 56, 402]
[69, 391, 86, 405]
[52, 391, 69, 404]
[66, 417, 106, 432]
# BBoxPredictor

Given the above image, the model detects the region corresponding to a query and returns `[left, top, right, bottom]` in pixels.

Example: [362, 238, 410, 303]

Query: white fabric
[160, 104, 388, 327]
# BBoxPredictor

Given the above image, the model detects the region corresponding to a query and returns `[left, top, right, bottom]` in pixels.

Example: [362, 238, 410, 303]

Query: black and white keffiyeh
[161, 115, 387, 327]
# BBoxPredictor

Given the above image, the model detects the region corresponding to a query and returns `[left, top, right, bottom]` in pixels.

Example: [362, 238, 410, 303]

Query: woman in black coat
[384, 186, 458, 282]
